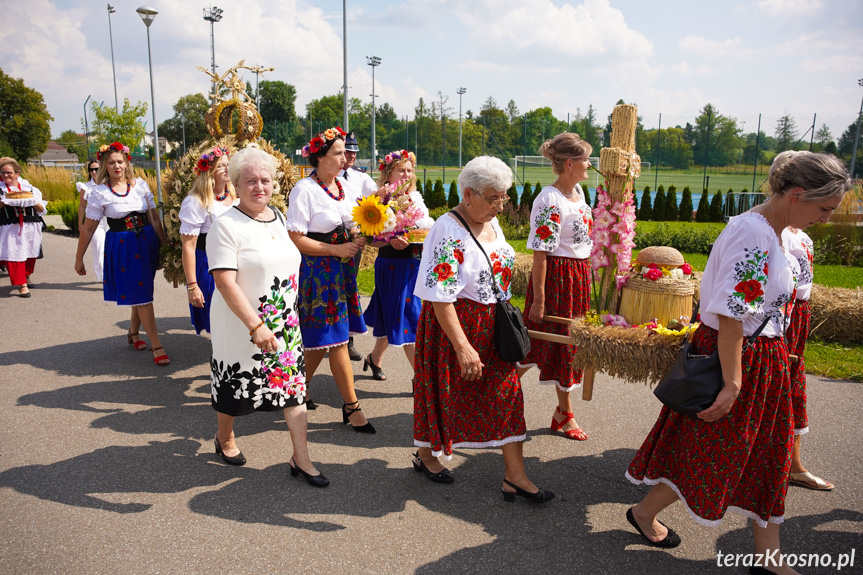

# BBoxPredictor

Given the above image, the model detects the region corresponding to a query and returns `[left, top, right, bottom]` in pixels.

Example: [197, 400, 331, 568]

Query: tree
[257, 81, 300, 150]
[520, 182, 532, 211]
[56, 129, 88, 162]
[665, 184, 679, 221]
[742, 131, 770, 165]
[814, 124, 833, 152]
[582, 185, 591, 206]
[695, 190, 711, 222]
[531, 181, 542, 211]
[507, 182, 518, 207]
[653, 185, 666, 221]
[415, 178, 423, 196]
[158, 93, 209, 155]
[639, 126, 693, 170]
[638, 186, 652, 220]
[0, 68, 53, 161]
[447, 181, 459, 208]
[679, 186, 693, 222]
[709, 190, 724, 222]
[90, 98, 148, 153]
[424, 178, 434, 203]
[430, 179, 446, 209]
[689, 104, 741, 167]
[837, 121, 860, 173]
[774, 114, 799, 153]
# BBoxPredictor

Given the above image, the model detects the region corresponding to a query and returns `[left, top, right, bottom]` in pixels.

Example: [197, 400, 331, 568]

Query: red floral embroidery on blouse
[735, 279, 764, 303]
[536, 225, 552, 240]
[453, 248, 464, 264]
[549, 213, 560, 223]
[434, 262, 454, 282]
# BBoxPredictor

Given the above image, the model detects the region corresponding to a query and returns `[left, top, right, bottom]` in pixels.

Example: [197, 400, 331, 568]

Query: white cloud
[757, 0, 823, 17]
[669, 61, 713, 76]
[677, 36, 752, 58]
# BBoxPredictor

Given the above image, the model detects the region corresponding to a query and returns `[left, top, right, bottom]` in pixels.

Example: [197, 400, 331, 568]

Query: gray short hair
[229, 147, 277, 188]
[457, 156, 513, 197]
[768, 151, 852, 201]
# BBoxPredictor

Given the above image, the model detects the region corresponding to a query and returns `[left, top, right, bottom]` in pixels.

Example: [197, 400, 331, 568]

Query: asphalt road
[0, 224, 860, 575]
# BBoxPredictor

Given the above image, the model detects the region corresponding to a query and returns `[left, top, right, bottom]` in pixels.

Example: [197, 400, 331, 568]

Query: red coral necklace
[109, 181, 132, 198]
[214, 187, 229, 202]
[311, 170, 344, 201]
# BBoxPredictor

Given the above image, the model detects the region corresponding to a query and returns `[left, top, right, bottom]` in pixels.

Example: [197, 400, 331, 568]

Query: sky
[3, 0, 862, 145]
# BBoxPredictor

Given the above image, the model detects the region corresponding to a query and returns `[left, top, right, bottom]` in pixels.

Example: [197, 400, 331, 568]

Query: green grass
[804, 338, 863, 383]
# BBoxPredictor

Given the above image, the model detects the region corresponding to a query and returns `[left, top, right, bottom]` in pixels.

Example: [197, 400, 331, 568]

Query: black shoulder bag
[653, 301, 773, 416]
[450, 210, 531, 363]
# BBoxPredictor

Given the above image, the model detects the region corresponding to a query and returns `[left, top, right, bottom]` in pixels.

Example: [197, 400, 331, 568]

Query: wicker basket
[618, 275, 695, 326]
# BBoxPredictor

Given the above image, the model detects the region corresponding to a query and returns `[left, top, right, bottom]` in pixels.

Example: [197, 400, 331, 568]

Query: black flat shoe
[501, 479, 554, 503]
[362, 354, 386, 381]
[15, 289, 31, 298]
[214, 437, 246, 466]
[412, 452, 454, 484]
[305, 398, 318, 410]
[342, 401, 377, 434]
[289, 458, 329, 487]
[626, 507, 681, 548]
[347, 337, 362, 361]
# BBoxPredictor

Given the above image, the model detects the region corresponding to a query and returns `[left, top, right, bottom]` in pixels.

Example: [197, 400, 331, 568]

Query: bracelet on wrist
[249, 320, 265, 337]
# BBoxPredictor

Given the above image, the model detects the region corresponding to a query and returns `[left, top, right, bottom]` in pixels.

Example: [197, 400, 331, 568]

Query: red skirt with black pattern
[786, 300, 810, 433]
[627, 323, 794, 527]
[413, 298, 527, 459]
[519, 256, 591, 391]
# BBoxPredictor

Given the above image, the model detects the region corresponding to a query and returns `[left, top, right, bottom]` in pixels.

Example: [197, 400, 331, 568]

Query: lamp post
[367, 55, 381, 171]
[137, 6, 162, 208]
[457, 87, 466, 167]
[107, 4, 118, 112]
[83, 95, 91, 160]
[203, 6, 223, 99]
[850, 78, 863, 178]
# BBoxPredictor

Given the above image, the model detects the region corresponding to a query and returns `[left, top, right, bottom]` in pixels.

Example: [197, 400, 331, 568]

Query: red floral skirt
[520, 256, 591, 391]
[627, 324, 794, 527]
[786, 300, 810, 433]
[413, 298, 527, 459]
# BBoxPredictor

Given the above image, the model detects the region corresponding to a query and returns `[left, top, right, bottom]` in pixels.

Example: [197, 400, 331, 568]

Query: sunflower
[352, 196, 389, 236]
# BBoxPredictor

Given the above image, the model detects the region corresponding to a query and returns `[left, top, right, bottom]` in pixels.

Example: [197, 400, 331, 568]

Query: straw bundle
[619, 275, 695, 326]
[359, 245, 378, 271]
[809, 285, 863, 344]
[599, 147, 641, 178]
[510, 252, 533, 296]
[568, 318, 684, 385]
[609, 104, 638, 150]
[636, 246, 685, 267]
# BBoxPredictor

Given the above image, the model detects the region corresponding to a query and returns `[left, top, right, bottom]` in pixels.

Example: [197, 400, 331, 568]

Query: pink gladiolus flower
[615, 275, 629, 290]
[594, 211, 615, 229]
[593, 229, 610, 246]
[592, 253, 610, 270]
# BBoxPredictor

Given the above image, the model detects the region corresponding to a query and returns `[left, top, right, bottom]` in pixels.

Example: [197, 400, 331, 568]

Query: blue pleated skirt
[298, 254, 367, 349]
[102, 225, 160, 306]
[363, 257, 422, 346]
[190, 248, 215, 334]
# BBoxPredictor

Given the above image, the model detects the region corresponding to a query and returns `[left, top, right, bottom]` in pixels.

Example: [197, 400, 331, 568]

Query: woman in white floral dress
[207, 147, 327, 487]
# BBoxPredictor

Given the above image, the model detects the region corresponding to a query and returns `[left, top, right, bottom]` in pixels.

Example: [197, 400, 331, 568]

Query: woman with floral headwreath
[625, 151, 851, 573]
[75, 142, 169, 365]
[361, 150, 434, 381]
[286, 127, 375, 434]
[179, 147, 237, 335]
[517, 133, 594, 442]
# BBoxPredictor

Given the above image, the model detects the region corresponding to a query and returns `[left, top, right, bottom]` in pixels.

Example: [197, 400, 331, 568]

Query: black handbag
[450, 210, 531, 363]
[653, 302, 772, 416]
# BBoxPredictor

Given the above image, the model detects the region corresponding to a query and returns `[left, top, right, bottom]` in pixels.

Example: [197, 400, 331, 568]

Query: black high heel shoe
[412, 452, 454, 484]
[501, 479, 554, 503]
[289, 458, 329, 487]
[362, 354, 386, 380]
[214, 436, 246, 466]
[342, 401, 377, 434]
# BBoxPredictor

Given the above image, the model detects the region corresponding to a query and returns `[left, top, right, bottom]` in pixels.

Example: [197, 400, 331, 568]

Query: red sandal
[151, 346, 170, 366]
[550, 406, 588, 441]
[127, 331, 147, 350]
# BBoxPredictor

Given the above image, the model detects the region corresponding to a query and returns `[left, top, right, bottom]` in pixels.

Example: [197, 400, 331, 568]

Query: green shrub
[710, 190, 724, 222]
[429, 205, 450, 220]
[53, 199, 80, 234]
[679, 186, 693, 222]
[808, 223, 863, 267]
[520, 182, 532, 211]
[695, 190, 711, 222]
[507, 183, 518, 207]
[653, 185, 666, 221]
[447, 181, 459, 208]
[530, 182, 542, 211]
[428, 179, 446, 209]
[666, 184, 679, 221]
[639, 186, 653, 220]
[634, 222, 720, 254]
[497, 202, 531, 240]
[415, 178, 423, 195]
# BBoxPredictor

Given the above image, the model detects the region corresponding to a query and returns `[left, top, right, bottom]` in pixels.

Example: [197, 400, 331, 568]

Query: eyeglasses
[478, 192, 510, 208]
[89, 168, 99, 172]
[0, 171, 15, 176]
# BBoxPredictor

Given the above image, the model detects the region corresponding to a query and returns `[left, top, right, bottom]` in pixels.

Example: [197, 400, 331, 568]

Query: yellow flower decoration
[652, 323, 700, 336]
[352, 195, 389, 236]
[661, 266, 671, 277]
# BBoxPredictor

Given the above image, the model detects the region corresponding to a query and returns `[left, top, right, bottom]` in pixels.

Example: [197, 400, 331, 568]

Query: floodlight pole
[107, 4, 118, 112]
[83, 95, 92, 160]
[367, 56, 381, 171]
[342, 0, 349, 130]
[203, 6, 223, 98]
[457, 87, 466, 167]
[137, 6, 162, 209]
[752, 113, 762, 193]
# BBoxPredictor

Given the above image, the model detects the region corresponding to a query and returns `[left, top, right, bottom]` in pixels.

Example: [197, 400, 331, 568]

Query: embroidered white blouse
[699, 212, 799, 338]
[782, 228, 813, 302]
[414, 214, 516, 304]
[285, 176, 355, 234]
[76, 180, 97, 201]
[85, 179, 156, 221]
[178, 195, 237, 236]
[527, 185, 593, 259]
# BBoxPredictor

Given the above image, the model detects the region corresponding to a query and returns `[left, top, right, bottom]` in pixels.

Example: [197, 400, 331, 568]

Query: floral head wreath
[97, 141, 131, 161]
[301, 126, 346, 158]
[379, 150, 416, 171]
[194, 147, 229, 175]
